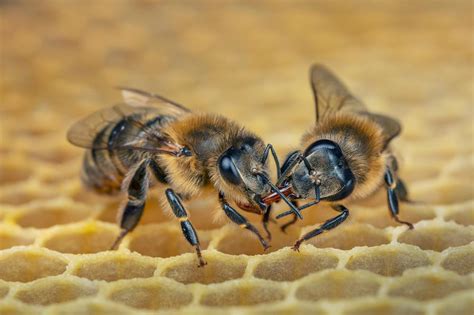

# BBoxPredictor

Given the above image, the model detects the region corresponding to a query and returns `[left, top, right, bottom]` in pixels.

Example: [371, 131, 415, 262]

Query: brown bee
[262, 64, 414, 250]
[67, 88, 301, 266]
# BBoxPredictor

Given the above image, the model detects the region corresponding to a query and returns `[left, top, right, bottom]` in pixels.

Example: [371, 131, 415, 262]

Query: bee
[262, 64, 414, 250]
[67, 88, 301, 266]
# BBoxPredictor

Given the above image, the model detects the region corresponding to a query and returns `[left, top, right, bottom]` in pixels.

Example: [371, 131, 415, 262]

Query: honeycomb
[0, 1, 473, 314]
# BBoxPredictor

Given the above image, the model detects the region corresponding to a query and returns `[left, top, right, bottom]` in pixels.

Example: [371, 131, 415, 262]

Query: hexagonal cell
[0, 301, 38, 315]
[414, 179, 473, 204]
[200, 280, 286, 307]
[0, 284, 9, 299]
[73, 254, 156, 281]
[295, 270, 381, 301]
[162, 253, 247, 284]
[343, 300, 424, 315]
[0, 159, 31, 186]
[15, 205, 93, 228]
[14, 277, 97, 305]
[253, 249, 338, 281]
[345, 245, 431, 276]
[216, 224, 300, 255]
[0, 232, 34, 250]
[98, 196, 171, 225]
[128, 224, 209, 258]
[108, 278, 193, 310]
[441, 246, 474, 275]
[0, 190, 47, 206]
[0, 249, 68, 282]
[387, 272, 473, 301]
[353, 204, 435, 229]
[398, 224, 474, 252]
[435, 292, 474, 315]
[307, 224, 390, 250]
[445, 206, 474, 226]
[42, 223, 117, 254]
[28, 146, 76, 164]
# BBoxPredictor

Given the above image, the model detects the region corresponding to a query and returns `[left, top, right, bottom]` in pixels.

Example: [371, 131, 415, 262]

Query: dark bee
[262, 64, 414, 250]
[67, 88, 300, 266]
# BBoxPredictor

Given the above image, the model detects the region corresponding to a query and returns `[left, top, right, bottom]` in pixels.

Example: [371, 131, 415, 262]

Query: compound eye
[218, 154, 242, 185]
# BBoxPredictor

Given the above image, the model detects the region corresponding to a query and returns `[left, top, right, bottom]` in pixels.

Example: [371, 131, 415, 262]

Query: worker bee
[262, 64, 414, 250]
[67, 88, 301, 266]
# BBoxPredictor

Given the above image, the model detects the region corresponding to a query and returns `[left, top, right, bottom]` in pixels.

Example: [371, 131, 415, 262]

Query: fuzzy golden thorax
[157, 113, 271, 209]
[300, 112, 387, 201]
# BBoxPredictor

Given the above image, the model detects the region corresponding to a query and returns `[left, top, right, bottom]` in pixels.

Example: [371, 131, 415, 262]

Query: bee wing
[310, 65, 401, 148]
[66, 104, 164, 149]
[119, 87, 191, 115]
[360, 112, 401, 149]
[67, 88, 190, 151]
[310, 64, 366, 122]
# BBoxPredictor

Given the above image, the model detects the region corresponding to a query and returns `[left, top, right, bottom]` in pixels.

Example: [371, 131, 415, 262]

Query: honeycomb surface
[0, 1, 473, 314]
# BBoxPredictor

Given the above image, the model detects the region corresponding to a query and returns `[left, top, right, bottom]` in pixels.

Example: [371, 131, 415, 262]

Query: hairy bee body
[265, 64, 414, 250]
[80, 110, 268, 205]
[68, 88, 290, 266]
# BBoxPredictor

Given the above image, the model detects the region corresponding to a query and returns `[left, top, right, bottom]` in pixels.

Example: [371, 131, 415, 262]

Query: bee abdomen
[81, 114, 173, 194]
[81, 150, 122, 194]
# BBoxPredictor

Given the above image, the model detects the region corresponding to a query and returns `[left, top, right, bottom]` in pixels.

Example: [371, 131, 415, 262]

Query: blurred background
[1, 0, 472, 204]
[0, 0, 472, 228]
[0, 1, 472, 312]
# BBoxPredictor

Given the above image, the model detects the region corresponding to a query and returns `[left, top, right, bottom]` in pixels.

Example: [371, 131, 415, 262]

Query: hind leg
[111, 160, 150, 250]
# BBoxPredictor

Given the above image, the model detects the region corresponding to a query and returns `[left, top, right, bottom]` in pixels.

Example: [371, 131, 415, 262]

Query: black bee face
[218, 137, 271, 208]
[291, 139, 355, 201]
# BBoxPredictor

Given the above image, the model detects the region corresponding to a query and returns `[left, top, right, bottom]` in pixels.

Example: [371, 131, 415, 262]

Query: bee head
[217, 137, 271, 210]
[291, 139, 355, 201]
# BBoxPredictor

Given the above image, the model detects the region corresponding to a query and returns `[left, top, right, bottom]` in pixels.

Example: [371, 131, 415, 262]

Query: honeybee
[262, 64, 414, 250]
[67, 88, 301, 266]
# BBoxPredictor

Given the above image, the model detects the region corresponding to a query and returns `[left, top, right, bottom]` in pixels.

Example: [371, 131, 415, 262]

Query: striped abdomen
[81, 115, 173, 194]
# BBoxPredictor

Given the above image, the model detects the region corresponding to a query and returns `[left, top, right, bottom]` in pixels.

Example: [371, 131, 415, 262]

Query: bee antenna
[257, 173, 303, 220]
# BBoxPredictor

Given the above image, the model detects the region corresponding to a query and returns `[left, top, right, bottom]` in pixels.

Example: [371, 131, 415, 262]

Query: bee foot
[197, 260, 208, 268]
[262, 241, 271, 251]
[291, 241, 302, 252]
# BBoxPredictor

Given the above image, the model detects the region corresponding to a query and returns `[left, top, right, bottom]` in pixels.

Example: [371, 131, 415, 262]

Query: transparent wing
[119, 87, 191, 115]
[66, 104, 166, 149]
[360, 112, 402, 149]
[310, 64, 366, 122]
[67, 88, 190, 151]
[310, 65, 401, 147]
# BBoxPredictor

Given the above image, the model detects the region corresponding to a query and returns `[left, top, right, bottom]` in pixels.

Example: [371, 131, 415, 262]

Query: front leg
[111, 159, 150, 250]
[292, 204, 349, 251]
[261, 205, 277, 241]
[280, 201, 299, 233]
[384, 168, 414, 229]
[166, 189, 207, 267]
[219, 193, 270, 250]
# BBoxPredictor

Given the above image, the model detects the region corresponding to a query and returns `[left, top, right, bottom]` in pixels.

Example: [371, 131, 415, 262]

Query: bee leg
[219, 193, 270, 250]
[292, 204, 349, 251]
[261, 205, 273, 241]
[385, 169, 414, 229]
[280, 201, 299, 233]
[165, 188, 207, 267]
[111, 160, 150, 250]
